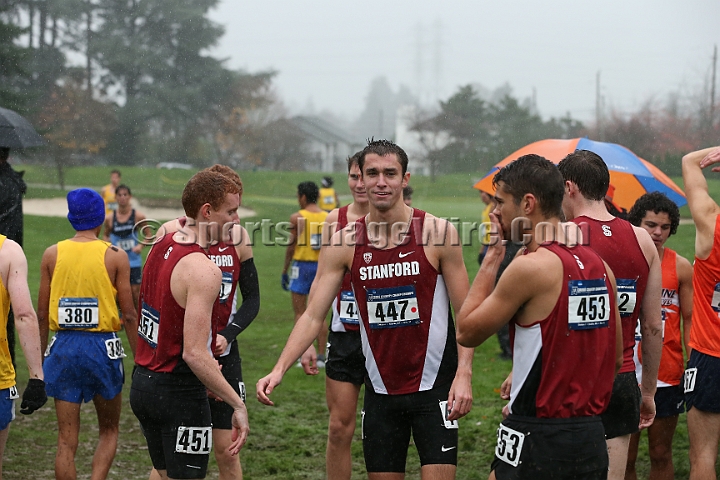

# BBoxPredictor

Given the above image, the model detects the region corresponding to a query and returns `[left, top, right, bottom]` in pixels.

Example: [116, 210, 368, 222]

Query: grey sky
[209, 0, 719, 122]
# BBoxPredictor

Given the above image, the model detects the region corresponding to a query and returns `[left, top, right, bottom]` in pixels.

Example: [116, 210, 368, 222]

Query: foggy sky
[208, 0, 720, 122]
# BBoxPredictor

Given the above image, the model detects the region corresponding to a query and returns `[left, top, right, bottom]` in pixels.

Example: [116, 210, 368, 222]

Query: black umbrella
[0, 106, 46, 148]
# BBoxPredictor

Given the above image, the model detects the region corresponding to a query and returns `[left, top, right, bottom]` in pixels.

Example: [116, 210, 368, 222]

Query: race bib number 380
[58, 297, 99, 328]
[567, 278, 610, 330]
[366, 285, 420, 329]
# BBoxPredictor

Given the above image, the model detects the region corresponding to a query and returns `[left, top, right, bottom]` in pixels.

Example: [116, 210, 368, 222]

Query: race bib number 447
[567, 279, 610, 330]
[58, 297, 99, 328]
[366, 285, 420, 329]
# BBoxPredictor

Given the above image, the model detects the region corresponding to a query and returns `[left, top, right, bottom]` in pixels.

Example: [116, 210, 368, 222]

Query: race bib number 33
[567, 279, 610, 330]
[366, 285, 420, 329]
[58, 297, 99, 328]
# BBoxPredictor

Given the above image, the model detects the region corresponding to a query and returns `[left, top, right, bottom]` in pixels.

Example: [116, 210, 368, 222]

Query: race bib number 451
[175, 426, 212, 454]
[567, 279, 610, 330]
[58, 297, 99, 328]
[139, 302, 160, 348]
[366, 285, 420, 329]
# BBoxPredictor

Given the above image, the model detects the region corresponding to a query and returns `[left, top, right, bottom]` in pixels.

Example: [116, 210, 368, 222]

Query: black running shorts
[209, 341, 245, 430]
[130, 367, 212, 479]
[601, 371, 641, 439]
[326, 330, 365, 386]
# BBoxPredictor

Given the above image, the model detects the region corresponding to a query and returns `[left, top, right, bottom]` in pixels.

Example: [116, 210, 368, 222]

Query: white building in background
[292, 115, 362, 172]
[394, 104, 449, 176]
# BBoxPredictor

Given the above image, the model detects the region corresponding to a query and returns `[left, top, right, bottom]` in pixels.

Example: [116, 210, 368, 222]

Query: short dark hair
[111, 169, 121, 177]
[358, 139, 409, 176]
[115, 184, 131, 196]
[347, 151, 362, 172]
[298, 181, 319, 204]
[403, 185, 413, 199]
[557, 150, 609, 201]
[628, 192, 680, 236]
[493, 154, 565, 218]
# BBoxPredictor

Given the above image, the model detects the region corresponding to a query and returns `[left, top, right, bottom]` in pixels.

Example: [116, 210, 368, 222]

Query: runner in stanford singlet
[258, 140, 474, 479]
[129, 170, 248, 480]
[558, 149, 662, 480]
[457, 154, 622, 480]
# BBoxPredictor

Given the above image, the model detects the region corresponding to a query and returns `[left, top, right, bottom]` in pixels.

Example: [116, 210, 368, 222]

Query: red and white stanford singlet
[207, 241, 240, 356]
[330, 206, 360, 333]
[136, 235, 217, 374]
[572, 216, 649, 373]
[509, 242, 617, 418]
[350, 209, 458, 395]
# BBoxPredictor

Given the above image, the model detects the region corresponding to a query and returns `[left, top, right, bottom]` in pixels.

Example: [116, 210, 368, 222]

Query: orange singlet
[690, 214, 720, 358]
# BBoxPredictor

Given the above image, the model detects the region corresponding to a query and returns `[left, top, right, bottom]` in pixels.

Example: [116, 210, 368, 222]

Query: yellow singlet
[319, 187, 338, 212]
[49, 240, 120, 332]
[0, 236, 16, 389]
[293, 209, 328, 262]
[102, 184, 117, 214]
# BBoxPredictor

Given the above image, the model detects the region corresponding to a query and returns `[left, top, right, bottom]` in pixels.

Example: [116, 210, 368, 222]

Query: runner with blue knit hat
[37, 187, 138, 479]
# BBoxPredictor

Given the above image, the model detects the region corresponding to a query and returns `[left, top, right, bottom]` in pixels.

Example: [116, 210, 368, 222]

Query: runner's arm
[282, 213, 299, 275]
[257, 238, 348, 405]
[219, 258, 260, 342]
[682, 147, 720, 256]
[37, 245, 57, 356]
[5, 241, 43, 380]
[179, 256, 249, 450]
[637, 229, 662, 399]
[438, 220, 473, 421]
[603, 261, 624, 373]
[102, 213, 113, 242]
[676, 254, 694, 359]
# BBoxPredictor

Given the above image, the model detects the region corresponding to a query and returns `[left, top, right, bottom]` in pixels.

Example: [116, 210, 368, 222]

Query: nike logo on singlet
[219, 246, 229, 252]
[398, 251, 414, 258]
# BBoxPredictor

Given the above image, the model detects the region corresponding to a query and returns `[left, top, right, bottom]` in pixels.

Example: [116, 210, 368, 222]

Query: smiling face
[361, 153, 409, 212]
[638, 210, 672, 249]
[348, 163, 367, 204]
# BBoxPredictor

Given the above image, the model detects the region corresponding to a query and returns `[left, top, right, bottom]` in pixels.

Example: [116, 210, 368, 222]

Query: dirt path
[23, 198, 256, 220]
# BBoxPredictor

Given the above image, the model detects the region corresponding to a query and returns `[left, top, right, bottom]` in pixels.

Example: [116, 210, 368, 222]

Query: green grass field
[3, 164, 715, 478]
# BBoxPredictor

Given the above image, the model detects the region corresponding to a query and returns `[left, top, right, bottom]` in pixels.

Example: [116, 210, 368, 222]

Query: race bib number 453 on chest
[366, 285, 420, 329]
[567, 279, 610, 330]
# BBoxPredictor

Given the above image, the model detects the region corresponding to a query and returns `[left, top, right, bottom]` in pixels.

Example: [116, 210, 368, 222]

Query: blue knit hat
[67, 188, 105, 231]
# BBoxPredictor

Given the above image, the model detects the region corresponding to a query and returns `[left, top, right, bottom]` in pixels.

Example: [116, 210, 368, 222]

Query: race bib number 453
[366, 285, 420, 329]
[58, 297, 99, 328]
[567, 279, 610, 330]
